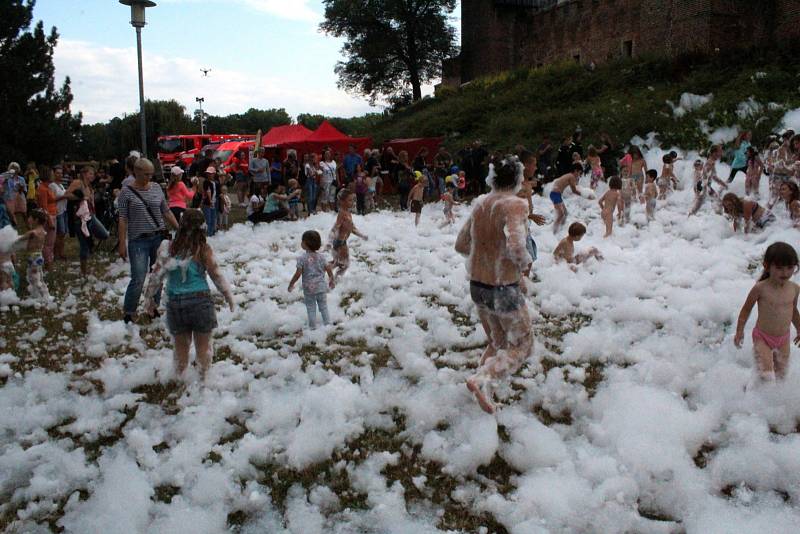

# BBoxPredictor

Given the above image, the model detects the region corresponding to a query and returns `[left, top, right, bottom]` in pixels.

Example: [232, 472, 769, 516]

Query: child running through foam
[586, 145, 603, 189]
[329, 190, 368, 281]
[144, 209, 235, 380]
[288, 230, 336, 329]
[598, 176, 621, 237]
[553, 222, 603, 266]
[16, 210, 49, 300]
[734, 242, 800, 381]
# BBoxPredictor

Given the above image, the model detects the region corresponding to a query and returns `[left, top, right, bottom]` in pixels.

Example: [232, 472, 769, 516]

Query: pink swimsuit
[752, 326, 790, 350]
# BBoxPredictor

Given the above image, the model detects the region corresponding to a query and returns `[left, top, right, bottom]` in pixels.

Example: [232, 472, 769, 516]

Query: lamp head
[120, 0, 156, 28]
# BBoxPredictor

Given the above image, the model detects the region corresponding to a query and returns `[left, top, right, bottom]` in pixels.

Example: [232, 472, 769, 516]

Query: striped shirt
[118, 183, 169, 239]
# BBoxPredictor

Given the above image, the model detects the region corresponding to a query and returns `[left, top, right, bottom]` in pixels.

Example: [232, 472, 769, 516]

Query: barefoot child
[550, 163, 584, 234]
[744, 146, 764, 199]
[408, 172, 425, 226]
[658, 153, 678, 199]
[598, 176, 621, 237]
[441, 182, 458, 226]
[329, 190, 368, 280]
[644, 170, 658, 222]
[629, 146, 648, 197]
[219, 185, 232, 228]
[144, 209, 235, 380]
[553, 222, 603, 266]
[734, 242, 800, 381]
[18, 209, 49, 300]
[618, 177, 635, 227]
[288, 230, 336, 329]
[586, 145, 603, 189]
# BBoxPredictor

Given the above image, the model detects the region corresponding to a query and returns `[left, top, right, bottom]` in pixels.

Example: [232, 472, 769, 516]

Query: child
[288, 230, 336, 329]
[408, 171, 425, 226]
[644, 169, 658, 222]
[329, 190, 368, 280]
[0, 226, 20, 293]
[219, 185, 232, 229]
[553, 222, 603, 266]
[598, 176, 621, 237]
[629, 146, 648, 197]
[658, 154, 678, 200]
[144, 209, 235, 380]
[721, 193, 774, 233]
[744, 146, 764, 199]
[586, 145, 603, 189]
[618, 177, 635, 227]
[441, 182, 457, 226]
[366, 168, 378, 212]
[734, 242, 800, 381]
[19, 209, 49, 300]
[354, 166, 368, 216]
[688, 159, 706, 216]
[72, 188, 92, 238]
[286, 179, 301, 221]
[550, 163, 584, 234]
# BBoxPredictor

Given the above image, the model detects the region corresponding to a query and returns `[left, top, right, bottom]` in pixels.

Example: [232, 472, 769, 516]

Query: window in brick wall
[623, 40, 633, 58]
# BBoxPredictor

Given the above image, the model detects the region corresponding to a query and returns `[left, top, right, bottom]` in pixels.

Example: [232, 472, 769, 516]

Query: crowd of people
[2, 126, 800, 413]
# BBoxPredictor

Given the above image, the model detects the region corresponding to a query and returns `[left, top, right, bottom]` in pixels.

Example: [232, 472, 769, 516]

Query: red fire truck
[156, 134, 250, 171]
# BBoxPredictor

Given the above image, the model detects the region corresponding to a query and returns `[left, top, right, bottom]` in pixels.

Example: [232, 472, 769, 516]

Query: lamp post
[196, 97, 205, 135]
[120, 0, 156, 157]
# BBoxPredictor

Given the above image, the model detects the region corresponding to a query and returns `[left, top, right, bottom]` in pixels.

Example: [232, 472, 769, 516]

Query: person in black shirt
[537, 136, 554, 179]
[555, 136, 574, 177]
[598, 132, 618, 178]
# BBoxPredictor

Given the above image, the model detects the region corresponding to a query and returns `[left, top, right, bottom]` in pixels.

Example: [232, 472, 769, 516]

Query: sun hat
[171, 166, 185, 176]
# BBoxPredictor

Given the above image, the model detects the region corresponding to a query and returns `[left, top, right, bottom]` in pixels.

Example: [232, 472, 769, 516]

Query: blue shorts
[550, 191, 563, 205]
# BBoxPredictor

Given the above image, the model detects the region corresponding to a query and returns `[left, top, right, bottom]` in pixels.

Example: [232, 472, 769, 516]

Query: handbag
[125, 185, 171, 239]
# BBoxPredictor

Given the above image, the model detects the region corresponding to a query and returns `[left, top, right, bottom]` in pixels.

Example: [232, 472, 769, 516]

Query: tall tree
[320, 0, 458, 103]
[0, 0, 80, 163]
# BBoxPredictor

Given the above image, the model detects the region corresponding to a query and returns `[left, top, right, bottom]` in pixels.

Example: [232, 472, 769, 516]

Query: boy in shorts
[549, 163, 584, 234]
[408, 171, 425, 226]
[329, 190, 368, 280]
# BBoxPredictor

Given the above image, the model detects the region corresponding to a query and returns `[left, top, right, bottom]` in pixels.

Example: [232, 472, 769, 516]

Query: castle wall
[456, 0, 800, 85]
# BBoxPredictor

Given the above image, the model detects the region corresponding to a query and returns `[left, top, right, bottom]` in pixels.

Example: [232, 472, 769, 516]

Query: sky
[32, 0, 460, 125]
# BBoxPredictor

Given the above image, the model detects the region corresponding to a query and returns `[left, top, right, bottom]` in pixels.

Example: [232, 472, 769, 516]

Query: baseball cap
[205, 166, 216, 174]
[171, 166, 185, 176]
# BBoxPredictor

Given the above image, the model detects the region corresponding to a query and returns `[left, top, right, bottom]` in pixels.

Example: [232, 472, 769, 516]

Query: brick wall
[455, 0, 800, 85]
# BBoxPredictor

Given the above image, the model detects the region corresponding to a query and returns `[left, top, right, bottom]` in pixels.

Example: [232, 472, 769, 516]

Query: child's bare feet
[466, 376, 495, 414]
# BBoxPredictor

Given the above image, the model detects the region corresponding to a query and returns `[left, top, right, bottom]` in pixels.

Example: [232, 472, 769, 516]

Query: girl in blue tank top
[144, 209, 235, 380]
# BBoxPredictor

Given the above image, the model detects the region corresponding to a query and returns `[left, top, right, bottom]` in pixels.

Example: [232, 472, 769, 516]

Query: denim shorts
[166, 292, 217, 335]
[56, 212, 68, 235]
[470, 281, 524, 313]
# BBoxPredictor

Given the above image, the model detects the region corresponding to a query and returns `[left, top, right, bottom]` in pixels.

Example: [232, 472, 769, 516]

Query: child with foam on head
[408, 171, 425, 227]
[644, 169, 658, 222]
[553, 222, 603, 267]
[328, 190, 367, 281]
[18, 209, 50, 300]
[598, 176, 621, 238]
[144, 209, 235, 380]
[288, 230, 336, 329]
[734, 242, 800, 382]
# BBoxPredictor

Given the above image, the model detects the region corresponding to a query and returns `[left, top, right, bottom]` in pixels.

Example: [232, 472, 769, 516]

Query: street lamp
[196, 97, 205, 135]
[120, 0, 156, 157]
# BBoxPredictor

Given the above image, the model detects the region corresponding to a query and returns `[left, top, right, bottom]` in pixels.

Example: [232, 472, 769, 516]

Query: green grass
[341, 46, 800, 152]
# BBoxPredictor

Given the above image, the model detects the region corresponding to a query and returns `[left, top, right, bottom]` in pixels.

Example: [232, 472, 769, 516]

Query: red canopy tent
[295, 120, 372, 157]
[381, 138, 444, 159]
[261, 124, 313, 147]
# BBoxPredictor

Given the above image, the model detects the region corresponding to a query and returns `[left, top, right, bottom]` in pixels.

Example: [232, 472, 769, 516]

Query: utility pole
[196, 97, 205, 135]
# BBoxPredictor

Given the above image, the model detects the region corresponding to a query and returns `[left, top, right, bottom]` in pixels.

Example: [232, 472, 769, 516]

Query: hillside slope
[354, 47, 800, 152]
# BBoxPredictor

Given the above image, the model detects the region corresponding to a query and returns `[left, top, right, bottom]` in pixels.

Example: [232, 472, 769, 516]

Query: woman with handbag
[117, 158, 179, 324]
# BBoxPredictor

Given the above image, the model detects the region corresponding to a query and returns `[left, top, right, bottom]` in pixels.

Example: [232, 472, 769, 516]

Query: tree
[320, 0, 458, 103]
[0, 0, 81, 163]
[204, 108, 291, 135]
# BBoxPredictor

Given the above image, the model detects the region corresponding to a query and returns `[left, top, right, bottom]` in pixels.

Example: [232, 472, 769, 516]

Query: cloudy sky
[33, 0, 460, 125]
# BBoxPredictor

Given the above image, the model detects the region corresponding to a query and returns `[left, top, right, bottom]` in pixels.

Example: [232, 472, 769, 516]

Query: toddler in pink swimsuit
[734, 242, 800, 381]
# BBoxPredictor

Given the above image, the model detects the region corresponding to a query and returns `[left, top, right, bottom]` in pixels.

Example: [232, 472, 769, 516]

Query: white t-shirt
[320, 160, 337, 186]
[246, 194, 261, 217]
[49, 182, 67, 215]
